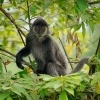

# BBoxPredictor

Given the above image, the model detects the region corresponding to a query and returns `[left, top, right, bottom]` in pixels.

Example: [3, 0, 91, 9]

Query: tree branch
[0, 52, 15, 60]
[95, 37, 100, 55]
[26, 0, 31, 28]
[0, 7, 26, 37]
[59, 37, 73, 70]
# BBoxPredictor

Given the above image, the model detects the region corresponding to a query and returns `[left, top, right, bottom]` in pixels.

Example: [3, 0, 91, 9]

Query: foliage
[0, 71, 38, 100]
[38, 72, 90, 100]
[0, 70, 100, 100]
[91, 72, 100, 100]
[0, 71, 92, 100]
[0, 0, 100, 100]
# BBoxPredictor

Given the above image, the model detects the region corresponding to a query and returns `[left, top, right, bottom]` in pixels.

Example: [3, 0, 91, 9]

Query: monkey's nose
[38, 34, 42, 37]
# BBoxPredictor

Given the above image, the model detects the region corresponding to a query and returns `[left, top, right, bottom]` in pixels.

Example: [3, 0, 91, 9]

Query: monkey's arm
[16, 47, 31, 69]
[70, 58, 89, 74]
[16, 35, 31, 69]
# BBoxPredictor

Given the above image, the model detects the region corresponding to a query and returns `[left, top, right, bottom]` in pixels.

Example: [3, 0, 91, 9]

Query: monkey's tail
[69, 58, 89, 74]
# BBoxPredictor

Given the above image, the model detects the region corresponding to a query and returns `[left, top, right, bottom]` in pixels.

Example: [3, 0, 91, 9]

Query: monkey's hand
[16, 59, 24, 69]
[16, 53, 24, 69]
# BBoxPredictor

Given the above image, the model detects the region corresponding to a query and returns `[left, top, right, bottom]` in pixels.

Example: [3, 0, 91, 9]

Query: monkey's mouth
[37, 34, 47, 38]
[38, 35, 42, 38]
[36, 34, 42, 38]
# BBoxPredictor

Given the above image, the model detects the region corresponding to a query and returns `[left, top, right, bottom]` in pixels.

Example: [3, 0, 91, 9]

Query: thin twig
[59, 37, 73, 70]
[95, 37, 100, 55]
[0, 48, 15, 57]
[19, 25, 29, 31]
[26, 0, 33, 68]
[18, 30, 25, 45]
[0, 53, 15, 60]
[19, 18, 29, 24]
[26, 0, 31, 28]
[18, 7, 28, 13]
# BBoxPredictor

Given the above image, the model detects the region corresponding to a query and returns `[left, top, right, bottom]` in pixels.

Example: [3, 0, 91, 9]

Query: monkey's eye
[33, 26, 39, 33]
[41, 26, 46, 33]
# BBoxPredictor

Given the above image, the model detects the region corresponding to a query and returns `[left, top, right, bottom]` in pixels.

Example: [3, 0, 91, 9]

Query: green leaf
[44, 81, 57, 88]
[13, 83, 32, 90]
[0, 92, 10, 100]
[59, 91, 68, 100]
[43, 0, 51, 9]
[95, 10, 100, 18]
[0, 0, 4, 4]
[39, 89, 46, 99]
[67, 15, 73, 20]
[13, 83, 33, 100]
[44, 79, 62, 89]
[7, 96, 13, 100]
[74, 24, 81, 32]
[74, 2, 81, 14]
[0, 60, 3, 72]
[11, 85, 22, 96]
[66, 83, 75, 88]
[76, 0, 88, 13]
[64, 87, 74, 96]
[53, 81, 62, 89]
[29, 5, 35, 15]
[88, 20, 94, 33]
[12, 83, 33, 100]
[80, 81, 87, 91]
[58, 0, 67, 11]
[39, 74, 53, 81]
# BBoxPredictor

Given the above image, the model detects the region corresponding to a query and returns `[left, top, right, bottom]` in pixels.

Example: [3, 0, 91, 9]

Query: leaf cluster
[0, 71, 92, 100]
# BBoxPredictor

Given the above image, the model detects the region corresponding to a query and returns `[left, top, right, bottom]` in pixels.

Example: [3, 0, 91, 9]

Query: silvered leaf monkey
[16, 17, 88, 76]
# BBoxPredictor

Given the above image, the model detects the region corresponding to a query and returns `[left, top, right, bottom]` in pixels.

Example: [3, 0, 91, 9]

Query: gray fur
[16, 17, 88, 76]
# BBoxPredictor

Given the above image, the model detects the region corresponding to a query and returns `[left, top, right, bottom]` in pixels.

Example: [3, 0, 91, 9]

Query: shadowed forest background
[0, 0, 100, 100]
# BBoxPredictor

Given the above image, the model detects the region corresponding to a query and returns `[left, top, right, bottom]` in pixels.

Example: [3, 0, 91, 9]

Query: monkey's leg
[46, 63, 59, 76]
[46, 62, 68, 76]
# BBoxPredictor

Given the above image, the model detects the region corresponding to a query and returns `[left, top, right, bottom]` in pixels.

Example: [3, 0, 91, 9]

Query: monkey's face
[33, 25, 48, 38]
[31, 17, 49, 41]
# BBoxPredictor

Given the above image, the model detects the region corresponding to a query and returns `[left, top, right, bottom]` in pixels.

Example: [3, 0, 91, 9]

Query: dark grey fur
[16, 17, 88, 76]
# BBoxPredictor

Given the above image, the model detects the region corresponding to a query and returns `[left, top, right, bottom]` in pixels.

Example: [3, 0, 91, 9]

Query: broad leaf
[0, 92, 10, 100]
[88, 20, 94, 33]
[76, 0, 88, 13]
[64, 87, 74, 96]
[0, 0, 4, 4]
[7, 96, 13, 100]
[59, 91, 68, 100]
[29, 5, 35, 15]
